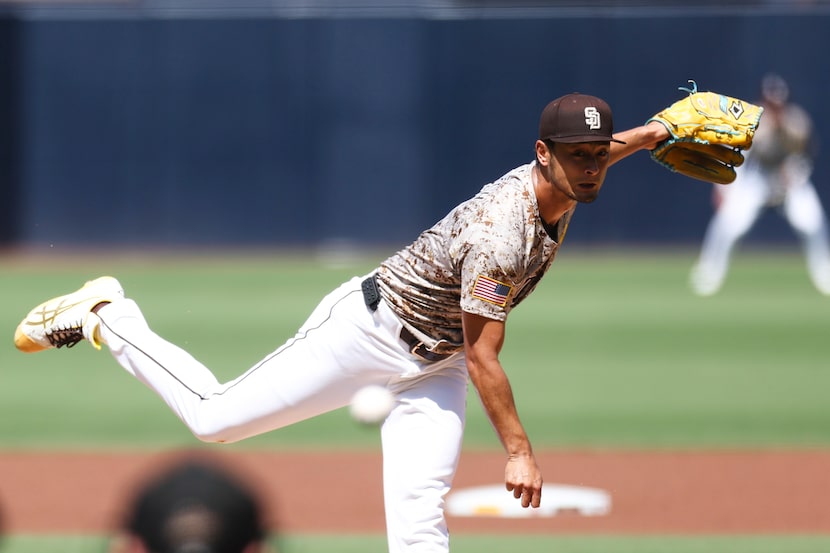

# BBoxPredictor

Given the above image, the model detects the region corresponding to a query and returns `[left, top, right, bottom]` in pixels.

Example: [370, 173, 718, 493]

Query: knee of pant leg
[384, 492, 450, 553]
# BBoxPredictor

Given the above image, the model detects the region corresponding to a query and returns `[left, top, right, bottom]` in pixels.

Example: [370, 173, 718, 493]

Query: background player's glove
[647, 81, 765, 184]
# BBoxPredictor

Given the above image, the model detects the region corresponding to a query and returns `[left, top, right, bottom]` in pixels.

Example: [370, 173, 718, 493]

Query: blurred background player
[108, 455, 274, 553]
[689, 73, 830, 296]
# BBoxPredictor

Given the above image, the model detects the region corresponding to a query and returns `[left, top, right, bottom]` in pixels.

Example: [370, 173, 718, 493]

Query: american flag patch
[472, 275, 512, 307]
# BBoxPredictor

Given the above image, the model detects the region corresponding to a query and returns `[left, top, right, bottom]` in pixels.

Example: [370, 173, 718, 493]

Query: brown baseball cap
[539, 93, 626, 144]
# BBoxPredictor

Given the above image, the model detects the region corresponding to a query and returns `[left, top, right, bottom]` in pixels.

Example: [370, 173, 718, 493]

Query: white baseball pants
[96, 274, 469, 553]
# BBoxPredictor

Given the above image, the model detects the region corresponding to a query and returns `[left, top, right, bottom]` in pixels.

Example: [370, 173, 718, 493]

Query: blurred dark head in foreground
[114, 457, 270, 553]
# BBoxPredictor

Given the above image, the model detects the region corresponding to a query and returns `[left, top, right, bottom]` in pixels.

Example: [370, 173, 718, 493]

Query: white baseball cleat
[14, 276, 124, 353]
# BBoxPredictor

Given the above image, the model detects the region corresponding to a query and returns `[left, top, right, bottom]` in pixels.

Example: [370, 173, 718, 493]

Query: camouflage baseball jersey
[376, 161, 573, 355]
[751, 103, 812, 170]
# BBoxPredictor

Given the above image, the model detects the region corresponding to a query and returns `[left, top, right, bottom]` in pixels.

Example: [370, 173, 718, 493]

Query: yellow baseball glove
[648, 81, 765, 184]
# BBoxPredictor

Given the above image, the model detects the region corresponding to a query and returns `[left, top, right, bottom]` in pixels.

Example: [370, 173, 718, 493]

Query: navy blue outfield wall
[0, 16, 21, 244]
[3, 10, 830, 248]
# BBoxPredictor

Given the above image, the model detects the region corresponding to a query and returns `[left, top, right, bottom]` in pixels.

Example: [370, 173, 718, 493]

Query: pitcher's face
[546, 141, 611, 203]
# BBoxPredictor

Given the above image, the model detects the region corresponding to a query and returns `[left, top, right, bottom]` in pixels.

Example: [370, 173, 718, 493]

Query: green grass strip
[2, 249, 830, 449]
[6, 533, 830, 553]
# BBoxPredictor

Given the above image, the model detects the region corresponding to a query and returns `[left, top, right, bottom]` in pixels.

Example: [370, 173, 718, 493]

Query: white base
[446, 483, 611, 518]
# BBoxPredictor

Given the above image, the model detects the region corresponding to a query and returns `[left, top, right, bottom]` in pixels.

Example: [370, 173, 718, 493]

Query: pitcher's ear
[535, 139, 552, 165]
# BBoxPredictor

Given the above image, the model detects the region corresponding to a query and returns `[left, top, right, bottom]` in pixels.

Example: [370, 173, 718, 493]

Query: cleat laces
[46, 328, 84, 348]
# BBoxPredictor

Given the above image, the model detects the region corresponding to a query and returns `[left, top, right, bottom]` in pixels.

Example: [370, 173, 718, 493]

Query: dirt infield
[1, 449, 829, 535]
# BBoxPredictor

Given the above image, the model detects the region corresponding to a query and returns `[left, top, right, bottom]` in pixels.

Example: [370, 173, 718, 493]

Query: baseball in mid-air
[350, 385, 395, 425]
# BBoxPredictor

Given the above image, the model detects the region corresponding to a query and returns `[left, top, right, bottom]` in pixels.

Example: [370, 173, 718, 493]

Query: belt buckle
[400, 326, 447, 362]
[411, 342, 445, 363]
[410, 341, 425, 358]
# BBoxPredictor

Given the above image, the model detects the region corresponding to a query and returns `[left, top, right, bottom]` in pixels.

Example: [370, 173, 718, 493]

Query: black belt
[361, 275, 452, 363]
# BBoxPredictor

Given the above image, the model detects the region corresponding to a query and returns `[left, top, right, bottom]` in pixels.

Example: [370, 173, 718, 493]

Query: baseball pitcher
[15, 86, 759, 553]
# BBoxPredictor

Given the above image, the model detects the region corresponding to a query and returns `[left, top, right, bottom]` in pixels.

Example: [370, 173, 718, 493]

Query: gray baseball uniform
[690, 81, 830, 296]
[93, 160, 572, 553]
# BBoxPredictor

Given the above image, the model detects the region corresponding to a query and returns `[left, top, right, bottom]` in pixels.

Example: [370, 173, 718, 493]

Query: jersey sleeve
[458, 225, 524, 321]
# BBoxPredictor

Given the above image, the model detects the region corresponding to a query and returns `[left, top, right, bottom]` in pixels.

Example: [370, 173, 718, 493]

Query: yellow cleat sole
[14, 326, 47, 353]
